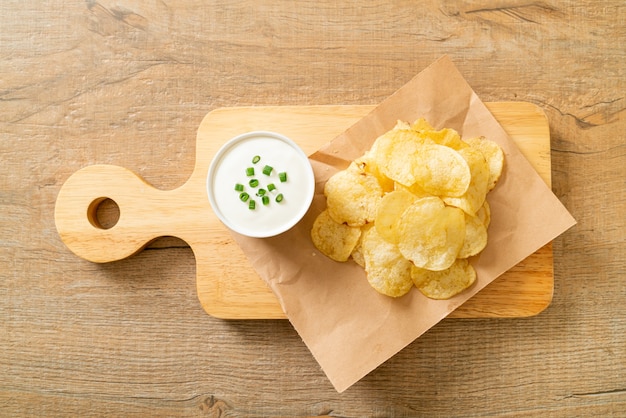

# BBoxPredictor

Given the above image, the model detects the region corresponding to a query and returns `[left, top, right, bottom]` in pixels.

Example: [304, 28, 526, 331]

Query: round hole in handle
[87, 197, 120, 230]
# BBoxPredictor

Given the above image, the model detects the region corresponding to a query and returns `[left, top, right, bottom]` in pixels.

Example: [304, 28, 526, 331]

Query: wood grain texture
[1, 0, 624, 416]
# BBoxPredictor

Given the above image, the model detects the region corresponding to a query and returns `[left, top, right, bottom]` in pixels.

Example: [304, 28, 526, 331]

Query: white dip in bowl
[207, 131, 315, 238]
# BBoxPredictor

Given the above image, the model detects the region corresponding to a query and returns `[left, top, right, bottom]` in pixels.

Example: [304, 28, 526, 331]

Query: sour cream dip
[207, 131, 315, 238]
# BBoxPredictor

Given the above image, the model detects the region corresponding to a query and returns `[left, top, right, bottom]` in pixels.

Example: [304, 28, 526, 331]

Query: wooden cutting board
[55, 102, 553, 320]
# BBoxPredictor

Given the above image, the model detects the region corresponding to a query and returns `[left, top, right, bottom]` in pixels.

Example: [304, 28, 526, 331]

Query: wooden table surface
[2, 1, 624, 416]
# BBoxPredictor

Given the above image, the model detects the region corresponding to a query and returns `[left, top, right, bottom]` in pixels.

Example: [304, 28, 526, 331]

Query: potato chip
[310, 116, 503, 300]
[394, 120, 412, 130]
[442, 146, 490, 215]
[351, 242, 365, 267]
[375, 189, 417, 244]
[422, 128, 468, 151]
[413, 144, 471, 197]
[410, 117, 435, 132]
[466, 136, 504, 190]
[361, 225, 413, 298]
[350, 225, 367, 267]
[394, 181, 433, 199]
[411, 258, 477, 299]
[354, 151, 394, 193]
[311, 210, 362, 262]
[411, 119, 468, 150]
[458, 213, 488, 258]
[397, 197, 466, 271]
[476, 200, 491, 228]
[324, 163, 383, 226]
[373, 129, 432, 186]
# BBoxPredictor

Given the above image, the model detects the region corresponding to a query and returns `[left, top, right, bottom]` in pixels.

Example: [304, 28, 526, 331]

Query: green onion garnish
[234, 156, 288, 208]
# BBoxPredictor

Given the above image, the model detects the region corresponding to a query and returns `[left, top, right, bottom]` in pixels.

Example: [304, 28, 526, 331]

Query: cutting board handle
[54, 164, 183, 263]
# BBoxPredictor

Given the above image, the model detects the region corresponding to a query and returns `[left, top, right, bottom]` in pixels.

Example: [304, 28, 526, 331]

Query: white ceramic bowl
[207, 131, 315, 238]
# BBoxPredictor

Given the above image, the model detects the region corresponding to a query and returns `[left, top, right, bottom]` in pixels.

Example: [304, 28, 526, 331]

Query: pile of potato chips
[311, 118, 504, 299]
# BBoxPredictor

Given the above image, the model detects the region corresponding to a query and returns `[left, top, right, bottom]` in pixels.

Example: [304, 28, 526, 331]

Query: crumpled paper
[230, 56, 576, 392]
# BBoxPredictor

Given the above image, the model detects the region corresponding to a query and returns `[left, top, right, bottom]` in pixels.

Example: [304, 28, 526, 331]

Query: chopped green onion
[235, 159, 287, 208]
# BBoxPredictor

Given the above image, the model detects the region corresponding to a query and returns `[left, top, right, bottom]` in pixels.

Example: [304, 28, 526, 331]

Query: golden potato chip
[351, 243, 365, 267]
[354, 151, 394, 193]
[311, 210, 362, 262]
[324, 163, 383, 226]
[361, 225, 413, 298]
[375, 189, 417, 244]
[458, 213, 488, 258]
[394, 120, 412, 130]
[411, 119, 467, 150]
[442, 146, 490, 215]
[476, 200, 491, 228]
[350, 225, 367, 267]
[466, 136, 504, 190]
[394, 181, 433, 199]
[373, 129, 433, 186]
[397, 197, 466, 271]
[422, 128, 468, 151]
[410, 258, 477, 300]
[311, 116, 500, 300]
[413, 144, 472, 196]
[411, 117, 435, 132]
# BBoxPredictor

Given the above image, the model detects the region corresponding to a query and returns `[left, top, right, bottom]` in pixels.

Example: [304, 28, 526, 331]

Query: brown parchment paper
[230, 56, 576, 393]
